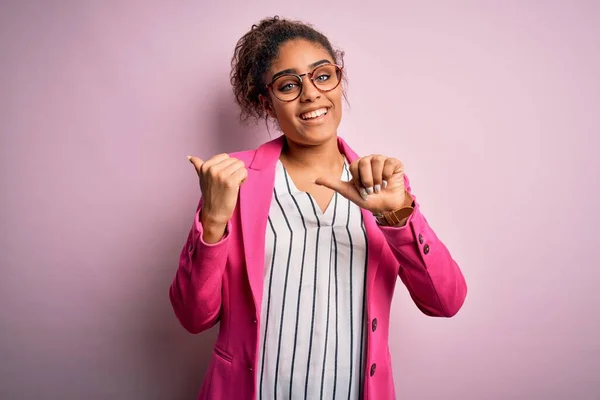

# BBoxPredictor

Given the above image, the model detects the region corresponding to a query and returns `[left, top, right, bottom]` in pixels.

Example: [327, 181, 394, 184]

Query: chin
[280, 115, 340, 145]
[294, 126, 337, 145]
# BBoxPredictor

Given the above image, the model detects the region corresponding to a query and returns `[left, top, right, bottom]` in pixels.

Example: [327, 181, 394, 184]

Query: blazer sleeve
[169, 197, 232, 333]
[377, 175, 467, 317]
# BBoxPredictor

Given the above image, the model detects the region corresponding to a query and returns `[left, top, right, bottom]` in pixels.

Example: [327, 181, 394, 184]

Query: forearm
[379, 209, 467, 317]
[169, 208, 231, 333]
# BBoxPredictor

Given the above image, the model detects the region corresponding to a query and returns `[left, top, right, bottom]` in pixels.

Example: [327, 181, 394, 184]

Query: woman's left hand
[315, 154, 409, 215]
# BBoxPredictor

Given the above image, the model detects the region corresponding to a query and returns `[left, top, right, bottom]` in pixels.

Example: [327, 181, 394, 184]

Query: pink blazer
[170, 135, 467, 399]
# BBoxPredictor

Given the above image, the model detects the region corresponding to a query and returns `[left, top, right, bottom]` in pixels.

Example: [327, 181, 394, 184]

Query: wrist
[381, 190, 412, 213]
[374, 189, 414, 227]
[200, 207, 229, 226]
[201, 222, 227, 244]
[199, 210, 228, 244]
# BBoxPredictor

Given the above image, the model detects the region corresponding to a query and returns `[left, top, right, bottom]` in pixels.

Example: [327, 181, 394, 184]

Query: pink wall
[1, 1, 599, 399]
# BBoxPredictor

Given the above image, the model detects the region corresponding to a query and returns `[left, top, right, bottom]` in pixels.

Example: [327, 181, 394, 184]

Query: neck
[280, 135, 344, 171]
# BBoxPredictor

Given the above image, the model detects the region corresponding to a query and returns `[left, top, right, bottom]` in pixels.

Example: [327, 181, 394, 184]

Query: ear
[259, 93, 277, 119]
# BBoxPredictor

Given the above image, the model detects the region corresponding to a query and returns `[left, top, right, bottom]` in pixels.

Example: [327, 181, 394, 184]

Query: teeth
[301, 108, 328, 120]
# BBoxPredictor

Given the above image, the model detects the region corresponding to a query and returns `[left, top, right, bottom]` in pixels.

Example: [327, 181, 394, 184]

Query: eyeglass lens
[271, 64, 341, 101]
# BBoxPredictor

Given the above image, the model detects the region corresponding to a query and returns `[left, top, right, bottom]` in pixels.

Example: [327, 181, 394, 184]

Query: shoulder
[225, 135, 285, 168]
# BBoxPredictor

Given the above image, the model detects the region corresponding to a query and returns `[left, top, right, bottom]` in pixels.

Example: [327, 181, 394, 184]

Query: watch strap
[374, 190, 415, 226]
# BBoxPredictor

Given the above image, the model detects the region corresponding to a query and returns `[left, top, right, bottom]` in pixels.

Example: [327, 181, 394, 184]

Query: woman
[170, 16, 467, 400]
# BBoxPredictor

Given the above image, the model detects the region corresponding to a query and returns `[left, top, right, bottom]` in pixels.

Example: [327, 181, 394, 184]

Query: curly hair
[230, 16, 345, 124]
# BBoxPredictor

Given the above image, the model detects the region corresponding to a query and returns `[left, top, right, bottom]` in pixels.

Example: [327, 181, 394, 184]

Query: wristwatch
[374, 190, 415, 226]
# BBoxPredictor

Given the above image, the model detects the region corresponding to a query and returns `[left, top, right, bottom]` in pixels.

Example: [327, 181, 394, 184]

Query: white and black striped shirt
[257, 158, 369, 400]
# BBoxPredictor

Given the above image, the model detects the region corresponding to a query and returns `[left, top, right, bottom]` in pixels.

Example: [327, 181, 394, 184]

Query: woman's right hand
[187, 154, 247, 242]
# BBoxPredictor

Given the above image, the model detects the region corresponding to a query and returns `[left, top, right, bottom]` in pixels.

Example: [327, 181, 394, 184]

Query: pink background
[1, 1, 599, 399]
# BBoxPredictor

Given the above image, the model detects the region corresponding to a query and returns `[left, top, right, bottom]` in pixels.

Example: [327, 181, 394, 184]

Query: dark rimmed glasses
[266, 63, 343, 102]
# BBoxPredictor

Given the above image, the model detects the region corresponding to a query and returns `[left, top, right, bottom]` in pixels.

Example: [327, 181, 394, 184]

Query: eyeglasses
[266, 63, 343, 102]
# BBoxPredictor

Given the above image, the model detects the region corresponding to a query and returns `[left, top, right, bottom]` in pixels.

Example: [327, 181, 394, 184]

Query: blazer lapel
[239, 135, 285, 313]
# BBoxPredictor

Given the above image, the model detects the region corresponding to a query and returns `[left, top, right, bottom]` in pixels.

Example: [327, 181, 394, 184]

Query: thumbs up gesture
[188, 154, 248, 238]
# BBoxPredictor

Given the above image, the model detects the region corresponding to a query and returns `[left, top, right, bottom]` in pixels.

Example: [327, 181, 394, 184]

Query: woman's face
[262, 39, 343, 146]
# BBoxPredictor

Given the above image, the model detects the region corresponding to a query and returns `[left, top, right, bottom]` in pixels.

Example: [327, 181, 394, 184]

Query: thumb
[187, 155, 204, 171]
[315, 177, 363, 204]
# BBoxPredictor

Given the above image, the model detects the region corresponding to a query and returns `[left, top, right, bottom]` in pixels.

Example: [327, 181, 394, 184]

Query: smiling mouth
[299, 107, 329, 120]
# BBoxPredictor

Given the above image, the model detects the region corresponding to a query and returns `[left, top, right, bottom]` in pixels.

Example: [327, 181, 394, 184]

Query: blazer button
[418, 233, 424, 244]
[371, 318, 378, 332]
[423, 244, 430, 255]
[370, 363, 377, 376]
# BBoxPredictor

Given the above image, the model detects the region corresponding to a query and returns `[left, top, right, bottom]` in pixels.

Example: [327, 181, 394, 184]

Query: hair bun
[251, 16, 281, 31]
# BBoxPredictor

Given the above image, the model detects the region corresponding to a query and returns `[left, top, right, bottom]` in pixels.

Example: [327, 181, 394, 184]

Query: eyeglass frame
[265, 63, 344, 103]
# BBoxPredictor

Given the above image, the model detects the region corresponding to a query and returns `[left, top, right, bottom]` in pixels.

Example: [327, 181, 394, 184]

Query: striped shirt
[257, 158, 369, 400]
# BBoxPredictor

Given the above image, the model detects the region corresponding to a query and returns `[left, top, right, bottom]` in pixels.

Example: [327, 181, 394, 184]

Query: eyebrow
[270, 59, 332, 82]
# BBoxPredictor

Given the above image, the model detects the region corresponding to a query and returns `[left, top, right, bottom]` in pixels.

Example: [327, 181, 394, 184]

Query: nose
[299, 78, 321, 102]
